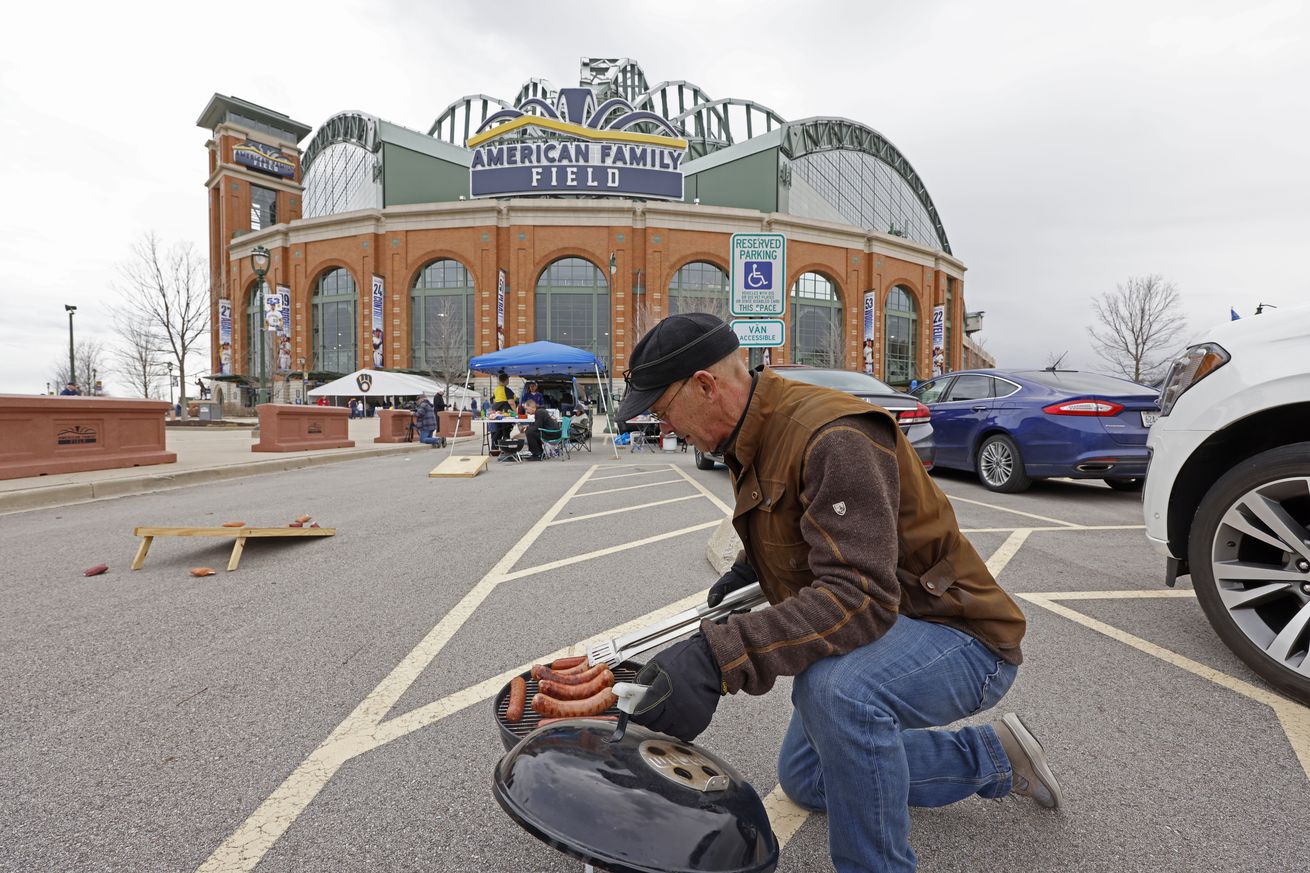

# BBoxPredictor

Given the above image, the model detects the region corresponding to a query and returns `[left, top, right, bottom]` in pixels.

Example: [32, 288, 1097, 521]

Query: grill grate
[494, 662, 641, 749]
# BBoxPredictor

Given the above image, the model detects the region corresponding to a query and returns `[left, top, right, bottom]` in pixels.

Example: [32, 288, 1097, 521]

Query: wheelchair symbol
[744, 261, 772, 289]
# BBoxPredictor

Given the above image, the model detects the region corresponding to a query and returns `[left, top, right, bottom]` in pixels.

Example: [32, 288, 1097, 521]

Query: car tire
[975, 434, 1031, 493]
[1188, 442, 1310, 706]
[694, 448, 715, 470]
[1105, 478, 1144, 492]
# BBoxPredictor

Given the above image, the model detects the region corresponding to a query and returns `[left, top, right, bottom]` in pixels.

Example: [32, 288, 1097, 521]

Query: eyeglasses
[651, 378, 690, 421]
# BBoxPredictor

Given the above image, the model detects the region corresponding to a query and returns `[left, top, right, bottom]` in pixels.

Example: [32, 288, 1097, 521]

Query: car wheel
[975, 434, 1031, 493]
[1105, 478, 1144, 492]
[1188, 442, 1310, 706]
[694, 448, 715, 470]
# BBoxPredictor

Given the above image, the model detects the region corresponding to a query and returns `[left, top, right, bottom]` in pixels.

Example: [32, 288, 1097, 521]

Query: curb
[0, 441, 445, 516]
[705, 516, 742, 575]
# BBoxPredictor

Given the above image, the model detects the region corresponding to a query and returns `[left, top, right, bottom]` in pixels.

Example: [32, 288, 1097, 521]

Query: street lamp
[249, 245, 272, 408]
[64, 304, 77, 391]
[299, 356, 307, 403]
[167, 361, 175, 411]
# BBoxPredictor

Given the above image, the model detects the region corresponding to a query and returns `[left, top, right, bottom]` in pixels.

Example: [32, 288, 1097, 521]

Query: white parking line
[670, 463, 735, 516]
[947, 495, 1078, 528]
[575, 479, 686, 497]
[549, 494, 702, 525]
[1019, 590, 1310, 779]
[589, 468, 678, 482]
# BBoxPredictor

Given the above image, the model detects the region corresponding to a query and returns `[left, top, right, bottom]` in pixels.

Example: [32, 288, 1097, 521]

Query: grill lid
[492, 721, 778, 873]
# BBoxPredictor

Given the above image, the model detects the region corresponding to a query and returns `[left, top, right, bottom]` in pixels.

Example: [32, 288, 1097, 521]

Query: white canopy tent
[307, 369, 477, 404]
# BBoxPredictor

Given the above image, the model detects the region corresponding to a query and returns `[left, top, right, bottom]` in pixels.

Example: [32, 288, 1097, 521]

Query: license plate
[1141, 411, 1159, 428]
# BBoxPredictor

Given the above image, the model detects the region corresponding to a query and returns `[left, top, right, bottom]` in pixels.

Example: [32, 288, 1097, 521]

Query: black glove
[707, 558, 757, 608]
[629, 634, 724, 742]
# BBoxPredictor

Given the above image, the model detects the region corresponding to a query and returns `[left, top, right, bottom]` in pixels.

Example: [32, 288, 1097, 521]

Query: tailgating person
[412, 394, 445, 447]
[490, 371, 517, 451]
[521, 397, 555, 461]
[618, 313, 1059, 873]
[59, 382, 81, 396]
[522, 380, 546, 408]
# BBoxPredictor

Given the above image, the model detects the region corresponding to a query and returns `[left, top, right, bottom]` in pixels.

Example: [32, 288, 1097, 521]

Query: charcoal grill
[493, 661, 644, 752]
[493, 718, 778, 873]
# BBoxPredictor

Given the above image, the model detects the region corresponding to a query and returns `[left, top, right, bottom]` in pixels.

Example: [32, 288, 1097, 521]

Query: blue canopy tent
[456, 341, 619, 459]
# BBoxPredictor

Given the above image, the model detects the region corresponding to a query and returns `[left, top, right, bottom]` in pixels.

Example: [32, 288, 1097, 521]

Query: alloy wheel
[979, 440, 1014, 488]
[1209, 476, 1310, 677]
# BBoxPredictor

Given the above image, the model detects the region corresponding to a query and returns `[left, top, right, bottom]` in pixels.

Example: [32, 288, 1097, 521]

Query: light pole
[64, 305, 77, 390]
[249, 245, 271, 405]
[167, 361, 175, 411]
[299, 356, 308, 403]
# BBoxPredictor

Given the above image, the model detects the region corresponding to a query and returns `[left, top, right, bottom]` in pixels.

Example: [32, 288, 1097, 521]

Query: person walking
[618, 313, 1060, 873]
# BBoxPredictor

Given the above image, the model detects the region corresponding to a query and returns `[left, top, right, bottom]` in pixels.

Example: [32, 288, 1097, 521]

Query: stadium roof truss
[299, 59, 951, 252]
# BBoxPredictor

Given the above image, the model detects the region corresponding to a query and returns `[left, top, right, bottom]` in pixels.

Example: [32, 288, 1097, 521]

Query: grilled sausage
[506, 676, 527, 722]
[532, 688, 618, 719]
[538, 715, 616, 727]
[551, 656, 589, 671]
[539, 669, 614, 701]
[531, 663, 608, 685]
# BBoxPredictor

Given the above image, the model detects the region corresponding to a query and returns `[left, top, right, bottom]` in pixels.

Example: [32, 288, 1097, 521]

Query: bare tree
[418, 297, 470, 397]
[116, 233, 210, 418]
[1088, 275, 1187, 384]
[111, 311, 165, 398]
[52, 339, 109, 394]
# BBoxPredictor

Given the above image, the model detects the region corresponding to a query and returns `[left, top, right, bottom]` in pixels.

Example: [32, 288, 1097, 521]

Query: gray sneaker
[994, 713, 1063, 809]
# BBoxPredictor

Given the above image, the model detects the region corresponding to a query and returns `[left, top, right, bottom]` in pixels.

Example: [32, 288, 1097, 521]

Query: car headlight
[1158, 342, 1229, 416]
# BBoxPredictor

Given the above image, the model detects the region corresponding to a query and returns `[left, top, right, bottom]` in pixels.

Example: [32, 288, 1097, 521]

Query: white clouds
[1, 0, 1306, 391]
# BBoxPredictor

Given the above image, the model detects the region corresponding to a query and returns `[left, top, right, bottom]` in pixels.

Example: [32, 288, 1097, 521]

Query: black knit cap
[617, 313, 739, 421]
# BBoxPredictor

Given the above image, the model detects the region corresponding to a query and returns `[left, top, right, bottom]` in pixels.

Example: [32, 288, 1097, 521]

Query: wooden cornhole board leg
[131, 536, 154, 570]
[228, 536, 247, 571]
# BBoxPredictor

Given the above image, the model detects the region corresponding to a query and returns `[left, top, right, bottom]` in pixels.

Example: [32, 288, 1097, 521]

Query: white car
[1144, 304, 1310, 704]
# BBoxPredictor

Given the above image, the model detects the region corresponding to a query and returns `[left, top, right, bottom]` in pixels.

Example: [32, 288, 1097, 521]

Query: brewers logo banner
[468, 88, 688, 200]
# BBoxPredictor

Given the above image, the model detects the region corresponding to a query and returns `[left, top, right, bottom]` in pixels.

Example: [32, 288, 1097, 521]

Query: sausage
[538, 715, 616, 727]
[538, 669, 614, 700]
[83, 564, 109, 577]
[506, 676, 527, 722]
[221, 521, 245, 528]
[551, 656, 588, 670]
[190, 567, 216, 577]
[532, 688, 619, 719]
[295, 515, 312, 523]
[531, 663, 608, 685]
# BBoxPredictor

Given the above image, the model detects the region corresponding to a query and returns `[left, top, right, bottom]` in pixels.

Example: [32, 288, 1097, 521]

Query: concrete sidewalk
[0, 418, 471, 515]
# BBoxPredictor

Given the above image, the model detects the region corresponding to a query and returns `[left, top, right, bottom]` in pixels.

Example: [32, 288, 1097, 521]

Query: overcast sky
[2, 0, 1307, 394]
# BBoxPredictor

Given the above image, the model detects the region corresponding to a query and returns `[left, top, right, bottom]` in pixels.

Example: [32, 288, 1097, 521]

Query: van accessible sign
[730, 233, 786, 317]
[731, 319, 785, 348]
[466, 88, 688, 200]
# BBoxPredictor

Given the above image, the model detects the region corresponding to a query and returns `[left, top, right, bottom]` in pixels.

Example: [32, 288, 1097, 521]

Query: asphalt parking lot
[2, 448, 1307, 872]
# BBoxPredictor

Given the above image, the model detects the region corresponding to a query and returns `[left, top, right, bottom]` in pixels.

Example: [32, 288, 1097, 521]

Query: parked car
[1143, 304, 1310, 704]
[693, 365, 934, 470]
[910, 368, 1158, 493]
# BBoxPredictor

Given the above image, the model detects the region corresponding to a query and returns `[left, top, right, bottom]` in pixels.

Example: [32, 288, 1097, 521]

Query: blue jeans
[419, 427, 441, 446]
[776, 616, 1018, 873]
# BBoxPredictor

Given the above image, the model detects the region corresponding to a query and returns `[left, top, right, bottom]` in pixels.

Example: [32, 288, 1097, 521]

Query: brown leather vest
[726, 369, 1026, 663]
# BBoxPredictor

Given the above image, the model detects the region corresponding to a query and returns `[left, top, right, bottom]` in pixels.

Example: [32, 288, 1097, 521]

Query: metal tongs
[586, 582, 768, 669]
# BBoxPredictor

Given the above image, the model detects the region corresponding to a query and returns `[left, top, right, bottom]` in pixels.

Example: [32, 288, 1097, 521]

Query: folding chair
[567, 416, 593, 452]
[541, 415, 572, 460]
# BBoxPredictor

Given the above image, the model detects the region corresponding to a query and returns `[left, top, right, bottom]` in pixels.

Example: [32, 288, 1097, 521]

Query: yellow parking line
[1019, 591, 1310, 779]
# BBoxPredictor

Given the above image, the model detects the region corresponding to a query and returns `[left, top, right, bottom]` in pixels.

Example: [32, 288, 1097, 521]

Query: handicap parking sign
[743, 261, 773, 290]
[731, 233, 786, 316]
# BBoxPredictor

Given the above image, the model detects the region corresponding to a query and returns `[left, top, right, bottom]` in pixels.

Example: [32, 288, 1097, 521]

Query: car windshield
[777, 368, 896, 394]
[1018, 370, 1151, 394]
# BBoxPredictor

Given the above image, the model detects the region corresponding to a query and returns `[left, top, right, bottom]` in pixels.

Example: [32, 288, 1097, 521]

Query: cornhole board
[429, 455, 490, 478]
[130, 526, 337, 572]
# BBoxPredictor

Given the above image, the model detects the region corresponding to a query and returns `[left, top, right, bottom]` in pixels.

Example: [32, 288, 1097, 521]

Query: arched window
[884, 285, 918, 388]
[311, 268, 357, 374]
[790, 272, 843, 367]
[243, 280, 273, 384]
[667, 261, 728, 317]
[411, 259, 474, 374]
[535, 257, 610, 369]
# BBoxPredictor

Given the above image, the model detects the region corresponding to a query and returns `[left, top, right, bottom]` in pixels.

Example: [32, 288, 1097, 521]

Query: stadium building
[197, 57, 988, 405]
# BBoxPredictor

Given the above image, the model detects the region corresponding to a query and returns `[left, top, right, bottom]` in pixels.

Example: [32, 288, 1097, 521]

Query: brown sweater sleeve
[702, 415, 902, 695]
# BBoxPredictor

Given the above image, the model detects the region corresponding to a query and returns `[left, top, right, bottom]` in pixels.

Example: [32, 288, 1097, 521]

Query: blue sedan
[911, 369, 1159, 492]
